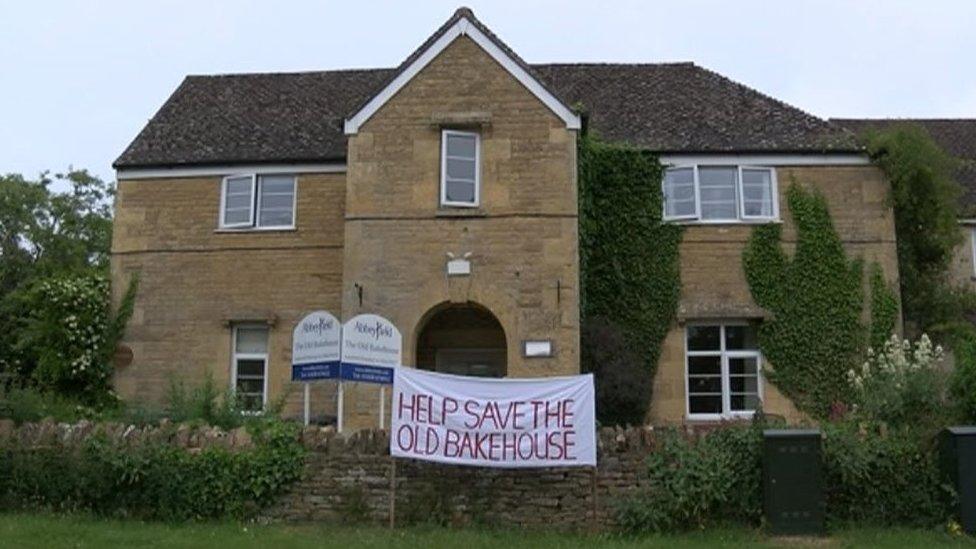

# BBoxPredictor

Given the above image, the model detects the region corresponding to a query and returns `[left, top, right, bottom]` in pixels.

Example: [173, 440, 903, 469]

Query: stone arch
[414, 301, 507, 377]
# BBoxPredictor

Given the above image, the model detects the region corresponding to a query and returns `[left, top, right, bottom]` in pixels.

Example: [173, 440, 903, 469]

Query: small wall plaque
[523, 340, 553, 358]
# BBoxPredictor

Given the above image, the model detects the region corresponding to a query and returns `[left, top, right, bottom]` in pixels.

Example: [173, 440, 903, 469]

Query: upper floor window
[220, 174, 296, 229]
[440, 130, 480, 208]
[663, 165, 777, 223]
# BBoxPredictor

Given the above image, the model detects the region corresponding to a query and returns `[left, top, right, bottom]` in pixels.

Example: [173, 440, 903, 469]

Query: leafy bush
[847, 334, 950, 428]
[618, 424, 764, 532]
[582, 318, 651, 425]
[165, 372, 289, 430]
[0, 386, 98, 424]
[947, 326, 976, 422]
[0, 420, 305, 520]
[165, 373, 245, 430]
[7, 272, 136, 405]
[865, 125, 964, 333]
[618, 421, 954, 532]
[822, 422, 952, 527]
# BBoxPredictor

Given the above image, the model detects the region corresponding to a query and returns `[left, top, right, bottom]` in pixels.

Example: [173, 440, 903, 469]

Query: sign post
[340, 313, 401, 430]
[291, 311, 341, 426]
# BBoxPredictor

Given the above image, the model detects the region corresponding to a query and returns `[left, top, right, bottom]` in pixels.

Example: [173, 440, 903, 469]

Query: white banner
[390, 368, 596, 468]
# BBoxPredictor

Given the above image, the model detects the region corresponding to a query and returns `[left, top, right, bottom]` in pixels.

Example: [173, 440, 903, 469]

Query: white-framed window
[685, 322, 763, 419]
[440, 130, 480, 207]
[663, 165, 778, 223]
[232, 325, 269, 412]
[220, 174, 296, 229]
[971, 227, 976, 277]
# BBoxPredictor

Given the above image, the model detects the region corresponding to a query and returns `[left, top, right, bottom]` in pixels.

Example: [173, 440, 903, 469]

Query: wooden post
[388, 456, 397, 528]
[590, 466, 599, 531]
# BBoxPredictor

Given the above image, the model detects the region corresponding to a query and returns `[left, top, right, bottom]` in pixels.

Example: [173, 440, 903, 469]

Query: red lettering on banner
[502, 429, 518, 460]
[444, 429, 460, 457]
[441, 397, 458, 424]
[563, 430, 577, 461]
[511, 401, 526, 429]
[544, 400, 561, 428]
[531, 401, 544, 428]
[396, 424, 414, 451]
[463, 400, 479, 428]
[562, 398, 575, 428]
[397, 393, 416, 421]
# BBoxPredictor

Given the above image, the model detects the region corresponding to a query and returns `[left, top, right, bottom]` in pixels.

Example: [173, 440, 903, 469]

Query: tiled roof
[833, 118, 976, 209]
[114, 10, 859, 169]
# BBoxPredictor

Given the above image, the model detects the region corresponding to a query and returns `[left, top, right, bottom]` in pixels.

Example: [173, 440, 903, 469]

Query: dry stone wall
[0, 419, 665, 529]
[270, 426, 657, 529]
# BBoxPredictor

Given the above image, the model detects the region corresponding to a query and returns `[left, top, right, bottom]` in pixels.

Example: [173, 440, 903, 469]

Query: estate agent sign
[291, 311, 342, 382]
[340, 313, 402, 430]
[390, 368, 596, 468]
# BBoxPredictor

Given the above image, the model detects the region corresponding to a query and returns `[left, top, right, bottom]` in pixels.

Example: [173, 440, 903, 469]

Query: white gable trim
[343, 17, 581, 134]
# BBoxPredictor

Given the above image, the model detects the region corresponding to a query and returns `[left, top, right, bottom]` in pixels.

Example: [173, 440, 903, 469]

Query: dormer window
[220, 174, 296, 229]
[663, 165, 778, 223]
[440, 130, 480, 207]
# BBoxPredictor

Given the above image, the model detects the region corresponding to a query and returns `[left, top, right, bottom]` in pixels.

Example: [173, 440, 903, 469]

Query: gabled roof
[344, 7, 581, 134]
[832, 118, 976, 209]
[114, 10, 860, 169]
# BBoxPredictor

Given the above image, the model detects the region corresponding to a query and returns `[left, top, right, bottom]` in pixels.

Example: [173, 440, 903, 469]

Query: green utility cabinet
[940, 426, 976, 534]
[763, 429, 824, 535]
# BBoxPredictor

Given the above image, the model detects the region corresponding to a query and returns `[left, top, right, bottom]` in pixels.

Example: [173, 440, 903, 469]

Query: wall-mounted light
[523, 339, 553, 358]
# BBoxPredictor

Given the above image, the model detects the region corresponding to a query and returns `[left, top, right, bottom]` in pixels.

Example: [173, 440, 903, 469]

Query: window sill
[667, 219, 782, 227]
[686, 412, 758, 422]
[436, 208, 486, 218]
[214, 226, 297, 234]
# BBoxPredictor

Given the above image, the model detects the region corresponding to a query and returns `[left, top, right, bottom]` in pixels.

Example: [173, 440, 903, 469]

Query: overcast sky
[1, 0, 974, 184]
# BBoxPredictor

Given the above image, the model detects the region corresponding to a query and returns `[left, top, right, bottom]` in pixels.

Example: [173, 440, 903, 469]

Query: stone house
[111, 8, 898, 428]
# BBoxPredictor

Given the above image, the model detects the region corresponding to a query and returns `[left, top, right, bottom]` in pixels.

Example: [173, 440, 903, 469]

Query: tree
[0, 170, 115, 386]
[0, 170, 113, 292]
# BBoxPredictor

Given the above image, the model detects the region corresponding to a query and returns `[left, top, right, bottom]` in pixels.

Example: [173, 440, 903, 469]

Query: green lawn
[0, 513, 973, 548]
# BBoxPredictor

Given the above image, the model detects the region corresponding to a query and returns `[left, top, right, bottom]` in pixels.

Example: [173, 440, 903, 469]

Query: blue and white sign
[291, 311, 342, 382]
[340, 313, 402, 385]
[340, 363, 395, 384]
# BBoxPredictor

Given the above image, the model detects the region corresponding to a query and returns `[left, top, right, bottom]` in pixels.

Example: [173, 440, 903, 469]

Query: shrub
[822, 422, 953, 527]
[865, 125, 964, 333]
[847, 334, 950, 428]
[617, 424, 764, 533]
[618, 421, 954, 532]
[0, 419, 305, 520]
[581, 318, 651, 425]
[0, 386, 98, 424]
[164, 372, 290, 430]
[948, 327, 976, 422]
[8, 272, 136, 405]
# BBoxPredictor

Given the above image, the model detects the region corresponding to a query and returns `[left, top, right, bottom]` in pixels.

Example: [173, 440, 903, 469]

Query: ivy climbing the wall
[578, 134, 683, 425]
[743, 183, 897, 418]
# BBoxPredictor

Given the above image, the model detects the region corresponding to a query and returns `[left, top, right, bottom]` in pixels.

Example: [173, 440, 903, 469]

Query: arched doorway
[415, 303, 507, 377]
